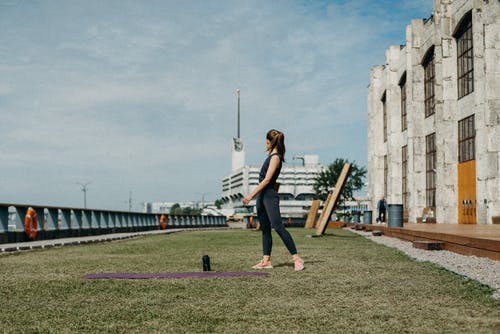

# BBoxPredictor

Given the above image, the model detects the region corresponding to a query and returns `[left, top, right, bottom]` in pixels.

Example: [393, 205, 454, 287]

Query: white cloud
[0, 0, 434, 208]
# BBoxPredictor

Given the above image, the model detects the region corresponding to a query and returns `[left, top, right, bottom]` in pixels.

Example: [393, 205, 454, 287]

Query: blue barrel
[388, 204, 404, 228]
[363, 210, 372, 224]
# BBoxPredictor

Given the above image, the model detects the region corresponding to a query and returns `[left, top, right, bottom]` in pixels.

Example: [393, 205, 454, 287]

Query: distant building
[222, 153, 325, 217]
[143, 201, 197, 214]
[367, 0, 499, 224]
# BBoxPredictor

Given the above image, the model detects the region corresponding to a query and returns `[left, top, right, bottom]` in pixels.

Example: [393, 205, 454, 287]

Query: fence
[0, 203, 227, 244]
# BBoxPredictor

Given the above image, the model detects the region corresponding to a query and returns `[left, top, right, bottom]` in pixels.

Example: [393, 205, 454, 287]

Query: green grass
[0, 228, 499, 333]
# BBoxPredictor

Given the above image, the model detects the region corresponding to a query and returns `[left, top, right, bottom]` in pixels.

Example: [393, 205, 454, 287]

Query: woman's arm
[242, 155, 280, 204]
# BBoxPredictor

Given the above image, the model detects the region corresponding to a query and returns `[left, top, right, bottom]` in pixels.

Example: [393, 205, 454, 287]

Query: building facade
[367, 0, 499, 224]
[222, 155, 325, 217]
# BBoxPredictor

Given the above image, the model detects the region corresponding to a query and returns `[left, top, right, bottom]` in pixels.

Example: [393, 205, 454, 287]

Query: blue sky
[0, 0, 433, 210]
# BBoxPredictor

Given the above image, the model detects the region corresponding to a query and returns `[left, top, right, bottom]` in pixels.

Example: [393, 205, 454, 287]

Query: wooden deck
[342, 222, 500, 261]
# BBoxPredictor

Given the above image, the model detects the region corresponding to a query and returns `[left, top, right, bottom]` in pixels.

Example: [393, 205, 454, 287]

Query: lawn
[0, 228, 498, 333]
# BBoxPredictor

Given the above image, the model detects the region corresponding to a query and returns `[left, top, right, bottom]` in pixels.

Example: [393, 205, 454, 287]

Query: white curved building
[222, 153, 325, 217]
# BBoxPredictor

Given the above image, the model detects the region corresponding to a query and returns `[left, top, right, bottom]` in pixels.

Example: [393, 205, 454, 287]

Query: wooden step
[360, 223, 500, 260]
[412, 240, 444, 250]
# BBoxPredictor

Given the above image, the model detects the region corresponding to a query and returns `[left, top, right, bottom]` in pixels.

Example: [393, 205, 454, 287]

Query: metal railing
[0, 203, 227, 244]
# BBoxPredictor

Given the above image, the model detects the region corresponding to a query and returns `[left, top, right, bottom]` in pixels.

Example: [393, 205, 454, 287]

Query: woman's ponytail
[266, 129, 286, 162]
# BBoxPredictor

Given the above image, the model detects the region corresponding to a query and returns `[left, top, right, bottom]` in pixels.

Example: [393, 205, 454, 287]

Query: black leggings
[378, 209, 386, 222]
[256, 188, 297, 256]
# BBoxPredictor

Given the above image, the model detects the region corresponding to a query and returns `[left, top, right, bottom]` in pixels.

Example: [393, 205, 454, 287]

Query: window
[382, 92, 387, 142]
[402, 145, 408, 209]
[426, 133, 436, 208]
[400, 73, 407, 131]
[458, 115, 475, 162]
[423, 48, 435, 118]
[384, 155, 388, 197]
[455, 12, 473, 99]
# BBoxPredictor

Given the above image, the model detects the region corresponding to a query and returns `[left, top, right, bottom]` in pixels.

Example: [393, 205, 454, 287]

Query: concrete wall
[367, 0, 500, 224]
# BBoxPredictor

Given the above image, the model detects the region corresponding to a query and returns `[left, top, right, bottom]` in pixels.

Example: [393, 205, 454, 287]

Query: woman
[243, 129, 304, 271]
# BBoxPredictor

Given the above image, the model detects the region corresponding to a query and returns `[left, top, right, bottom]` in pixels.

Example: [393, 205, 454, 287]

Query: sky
[0, 0, 433, 210]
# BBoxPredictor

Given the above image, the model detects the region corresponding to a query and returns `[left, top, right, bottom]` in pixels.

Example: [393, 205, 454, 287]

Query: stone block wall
[367, 0, 499, 224]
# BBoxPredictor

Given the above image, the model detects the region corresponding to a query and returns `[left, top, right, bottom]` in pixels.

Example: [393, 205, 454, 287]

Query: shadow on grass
[273, 260, 326, 268]
[273, 263, 293, 268]
[307, 233, 358, 239]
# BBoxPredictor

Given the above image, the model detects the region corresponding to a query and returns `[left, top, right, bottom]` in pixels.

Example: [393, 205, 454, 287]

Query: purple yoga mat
[84, 271, 268, 279]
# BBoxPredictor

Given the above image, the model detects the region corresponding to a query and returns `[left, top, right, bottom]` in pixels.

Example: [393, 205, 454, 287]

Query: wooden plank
[380, 227, 500, 260]
[413, 240, 443, 250]
[315, 193, 332, 229]
[346, 222, 500, 260]
[327, 221, 346, 228]
[304, 200, 321, 228]
[316, 164, 351, 236]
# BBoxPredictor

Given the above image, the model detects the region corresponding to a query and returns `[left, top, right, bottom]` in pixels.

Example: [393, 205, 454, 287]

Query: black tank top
[259, 153, 282, 190]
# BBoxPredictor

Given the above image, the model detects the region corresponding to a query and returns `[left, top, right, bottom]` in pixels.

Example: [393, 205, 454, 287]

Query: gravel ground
[348, 228, 500, 299]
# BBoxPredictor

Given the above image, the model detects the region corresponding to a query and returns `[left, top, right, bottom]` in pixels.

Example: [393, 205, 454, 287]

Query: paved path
[0, 227, 233, 253]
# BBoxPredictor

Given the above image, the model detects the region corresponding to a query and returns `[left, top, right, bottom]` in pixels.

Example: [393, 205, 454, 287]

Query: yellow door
[457, 160, 476, 224]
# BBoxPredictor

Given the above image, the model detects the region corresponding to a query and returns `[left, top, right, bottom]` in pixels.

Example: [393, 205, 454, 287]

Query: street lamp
[76, 181, 92, 209]
[236, 88, 240, 139]
[196, 192, 211, 209]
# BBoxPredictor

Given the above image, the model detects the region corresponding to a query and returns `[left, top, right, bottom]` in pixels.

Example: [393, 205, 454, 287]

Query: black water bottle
[202, 255, 211, 271]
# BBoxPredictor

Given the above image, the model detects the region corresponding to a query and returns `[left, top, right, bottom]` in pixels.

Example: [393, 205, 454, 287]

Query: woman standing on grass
[243, 129, 304, 271]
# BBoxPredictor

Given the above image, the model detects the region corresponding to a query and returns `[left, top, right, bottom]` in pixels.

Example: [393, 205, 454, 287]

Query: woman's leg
[256, 194, 272, 256]
[263, 191, 297, 255]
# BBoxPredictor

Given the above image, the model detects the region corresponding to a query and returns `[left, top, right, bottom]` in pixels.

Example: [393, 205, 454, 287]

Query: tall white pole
[236, 88, 240, 138]
[76, 181, 92, 209]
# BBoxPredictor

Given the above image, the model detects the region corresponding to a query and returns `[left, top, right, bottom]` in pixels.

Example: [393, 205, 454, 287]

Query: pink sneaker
[294, 258, 305, 271]
[252, 259, 273, 269]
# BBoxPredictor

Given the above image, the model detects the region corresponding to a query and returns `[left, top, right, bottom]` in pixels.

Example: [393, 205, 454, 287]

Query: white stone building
[367, 0, 499, 224]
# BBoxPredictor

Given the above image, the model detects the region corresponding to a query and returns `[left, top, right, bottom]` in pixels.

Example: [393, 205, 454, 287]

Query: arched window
[381, 91, 387, 142]
[422, 47, 435, 118]
[383, 155, 388, 198]
[425, 133, 436, 208]
[402, 145, 408, 209]
[399, 72, 407, 131]
[454, 11, 473, 99]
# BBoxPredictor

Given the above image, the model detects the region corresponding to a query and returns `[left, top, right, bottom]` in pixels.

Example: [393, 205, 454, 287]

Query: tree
[182, 207, 202, 215]
[170, 203, 183, 215]
[313, 158, 367, 204]
[214, 199, 224, 209]
[168, 204, 202, 216]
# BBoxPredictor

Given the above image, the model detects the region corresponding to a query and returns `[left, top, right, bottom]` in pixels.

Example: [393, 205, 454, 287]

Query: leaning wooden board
[304, 199, 321, 228]
[315, 163, 352, 235]
[313, 193, 332, 229]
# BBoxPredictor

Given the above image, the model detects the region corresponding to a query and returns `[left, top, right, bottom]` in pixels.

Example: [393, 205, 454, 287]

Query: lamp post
[76, 181, 92, 209]
[128, 190, 132, 212]
[236, 88, 240, 139]
[196, 192, 211, 209]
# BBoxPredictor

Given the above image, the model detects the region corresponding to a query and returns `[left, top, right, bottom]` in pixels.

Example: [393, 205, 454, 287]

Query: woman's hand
[242, 195, 252, 205]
